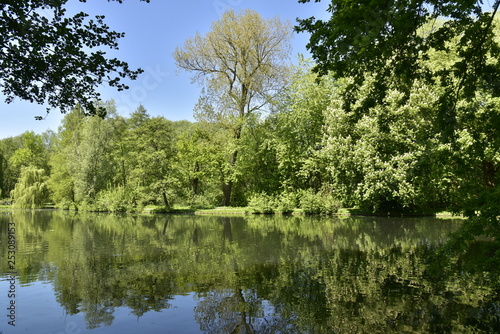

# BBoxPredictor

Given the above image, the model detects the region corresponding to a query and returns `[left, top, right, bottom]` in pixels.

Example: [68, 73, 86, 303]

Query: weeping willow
[11, 166, 49, 209]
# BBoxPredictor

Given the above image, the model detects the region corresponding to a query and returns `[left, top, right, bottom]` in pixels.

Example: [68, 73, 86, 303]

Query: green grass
[194, 206, 250, 215]
[0, 202, 464, 218]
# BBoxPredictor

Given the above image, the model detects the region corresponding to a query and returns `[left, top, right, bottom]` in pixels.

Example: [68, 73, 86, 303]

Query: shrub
[55, 198, 78, 211]
[299, 189, 341, 215]
[95, 187, 138, 213]
[299, 190, 323, 215]
[276, 192, 295, 214]
[248, 193, 276, 214]
[187, 194, 216, 210]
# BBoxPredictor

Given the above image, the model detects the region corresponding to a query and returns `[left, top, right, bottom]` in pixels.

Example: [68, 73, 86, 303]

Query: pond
[0, 211, 498, 333]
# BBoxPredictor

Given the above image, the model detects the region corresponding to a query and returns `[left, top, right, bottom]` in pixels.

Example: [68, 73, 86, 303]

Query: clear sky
[0, 0, 330, 139]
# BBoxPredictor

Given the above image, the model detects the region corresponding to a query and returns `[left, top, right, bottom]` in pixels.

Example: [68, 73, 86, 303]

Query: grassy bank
[0, 203, 462, 218]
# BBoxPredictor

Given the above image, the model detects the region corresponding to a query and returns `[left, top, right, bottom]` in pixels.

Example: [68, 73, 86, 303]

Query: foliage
[71, 113, 117, 202]
[299, 189, 340, 215]
[298, 0, 500, 242]
[11, 166, 50, 208]
[275, 192, 295, 215]
[126, 115, 178, 209]
[296, 0, 500, 110]
[271, 57, 334, 191]
[248, 193, 276, 214]
[174, 9, 292, 205]
[321, 76, 450, 213]
[0, 0, 149, 115]
[174, 122, 224, 207]
[8, 131, 49, 170]
[96, 186, 139, 213]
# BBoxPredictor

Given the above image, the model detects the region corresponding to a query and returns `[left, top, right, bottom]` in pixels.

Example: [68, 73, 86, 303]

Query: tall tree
[297, 1, 500, 240]
[71, 107, 117, 202]
[0, 0, 149, 115]
[174, 9, 292, 206]
[271, 57, 335, 192]
[0, 136, 22, 198]
[47, 105, 86, 204]
[127, 116, 177, 209]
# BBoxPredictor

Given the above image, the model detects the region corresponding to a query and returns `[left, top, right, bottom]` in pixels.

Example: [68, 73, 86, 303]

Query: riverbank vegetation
[0, 7, 498, 245]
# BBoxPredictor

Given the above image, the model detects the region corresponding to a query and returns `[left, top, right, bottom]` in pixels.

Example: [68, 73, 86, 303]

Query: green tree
[271, 57, 335, 192]
[70, 106, 117, 203]
[322, 76, 450, 213]
[9, 131, 49, 171]
[0, 136, 22, 198]
[0, 0, 149, 115]
[296, 0, 500, 107]
[174, 9, 292, 206]
[47, 105, 86, 205]
[127, 115, 177, 209]
[175, 122, 222, 206]
[11, 166, 50, 208]
[298, 2, 500, 238]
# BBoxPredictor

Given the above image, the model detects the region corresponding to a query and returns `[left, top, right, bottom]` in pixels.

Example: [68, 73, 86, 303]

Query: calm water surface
[0, 211, 498, 333]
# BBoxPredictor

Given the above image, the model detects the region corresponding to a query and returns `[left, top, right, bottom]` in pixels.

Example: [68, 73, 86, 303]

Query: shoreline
[0, 205, 463, 219]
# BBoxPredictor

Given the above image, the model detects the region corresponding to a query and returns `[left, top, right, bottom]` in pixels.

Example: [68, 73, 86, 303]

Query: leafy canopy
[296, 0, 500, 112]
[0, 0, 149, 115]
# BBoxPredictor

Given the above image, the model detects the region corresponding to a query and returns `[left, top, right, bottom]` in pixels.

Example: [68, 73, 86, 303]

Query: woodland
[0, 2, 499, 246]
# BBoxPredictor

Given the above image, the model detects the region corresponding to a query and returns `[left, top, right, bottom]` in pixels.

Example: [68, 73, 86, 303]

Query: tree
[71, 106, 117, 202]
[296, 1, 500, 105]
[297, 2, 500, 239]
[271, 57, 335, 192]
[174, 9, 292, 206]
[321, 75, 452, 213]
[11, 166, 50, 208]
[0, 136, 23, 198]
[47, 105, 86, 204]
[9, 131, 49, 171]
[0, 0, 149, 115]
[127, 115, 177, 209]
[175, 123, 222, 206]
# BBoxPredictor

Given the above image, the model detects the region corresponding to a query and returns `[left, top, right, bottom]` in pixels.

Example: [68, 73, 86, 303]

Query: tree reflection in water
[0, 211, 498, 333]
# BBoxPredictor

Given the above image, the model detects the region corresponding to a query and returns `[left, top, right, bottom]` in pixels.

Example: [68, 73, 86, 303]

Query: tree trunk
[221, 149, 239, 206]
[482, 159, 497, 188]
[222, 180, 233, 206]
[192, 162, 200, 195]
[162, 192, 170, 209]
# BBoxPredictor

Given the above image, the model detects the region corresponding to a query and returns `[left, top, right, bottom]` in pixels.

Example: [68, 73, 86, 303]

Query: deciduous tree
[0, 0, 149, 115]
[174, 9, 292, 205]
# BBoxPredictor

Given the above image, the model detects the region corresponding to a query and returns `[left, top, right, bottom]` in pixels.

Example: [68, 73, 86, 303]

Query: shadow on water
[0, 210, 498, 333]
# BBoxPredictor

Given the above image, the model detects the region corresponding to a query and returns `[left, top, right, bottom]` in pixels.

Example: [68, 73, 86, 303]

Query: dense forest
[0, 45, 496, 216]
[0, 9, 498, 236]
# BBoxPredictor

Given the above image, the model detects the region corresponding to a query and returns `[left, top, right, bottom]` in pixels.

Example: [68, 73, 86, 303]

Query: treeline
[0, 54, 495, 216]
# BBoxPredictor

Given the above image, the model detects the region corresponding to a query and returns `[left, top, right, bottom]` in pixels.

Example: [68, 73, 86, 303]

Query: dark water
[0, 211, 498, 333]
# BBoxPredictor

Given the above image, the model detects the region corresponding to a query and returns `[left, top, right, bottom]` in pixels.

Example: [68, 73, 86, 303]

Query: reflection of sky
[0, 281, 202, 334]
[0, 213, 476, 333]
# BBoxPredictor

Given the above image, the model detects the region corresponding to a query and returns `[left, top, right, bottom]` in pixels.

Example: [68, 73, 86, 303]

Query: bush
[187, 194, 216, 210]
[299, 190, 323, 214]
[248, 193, 276, 214]
[55, 198, 78, 211]
[95, 187, 139, 213]
[299, 189, 340, 215]
[276, 192, 295, 214]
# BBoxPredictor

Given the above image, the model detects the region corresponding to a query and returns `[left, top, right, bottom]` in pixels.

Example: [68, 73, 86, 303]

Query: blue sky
[0, 0, 330, 139]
